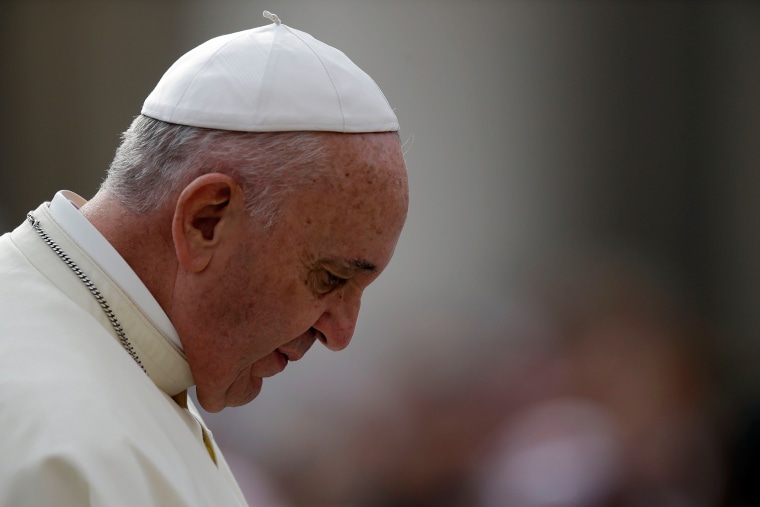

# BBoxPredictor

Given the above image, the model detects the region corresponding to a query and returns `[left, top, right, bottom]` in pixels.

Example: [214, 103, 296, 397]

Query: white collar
[49, 190, 184, 351]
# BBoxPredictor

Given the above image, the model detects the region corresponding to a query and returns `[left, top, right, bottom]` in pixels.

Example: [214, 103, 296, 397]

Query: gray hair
[101, 115, 331, 225]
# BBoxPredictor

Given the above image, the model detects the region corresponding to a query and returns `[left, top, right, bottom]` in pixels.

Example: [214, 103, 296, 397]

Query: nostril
[313, 329, 327, 345]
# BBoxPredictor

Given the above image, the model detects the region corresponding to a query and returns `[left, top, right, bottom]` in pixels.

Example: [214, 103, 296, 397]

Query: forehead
[319, 132, 407, 189]
[279, 132, 408, 268]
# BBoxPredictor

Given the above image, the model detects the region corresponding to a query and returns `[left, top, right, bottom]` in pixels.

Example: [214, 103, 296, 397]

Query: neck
[79, 192, 178, 319]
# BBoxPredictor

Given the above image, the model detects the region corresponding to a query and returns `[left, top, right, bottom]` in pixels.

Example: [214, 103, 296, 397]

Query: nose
[313, 291, 362, 352]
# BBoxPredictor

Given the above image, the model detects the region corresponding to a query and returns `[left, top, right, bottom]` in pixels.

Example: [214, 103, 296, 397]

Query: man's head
[170, 130, 407, 412]
[88, 13, 409, 412]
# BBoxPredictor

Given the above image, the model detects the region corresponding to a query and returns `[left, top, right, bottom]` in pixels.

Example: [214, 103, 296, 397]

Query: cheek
[222, 271, 317, 346]
[253, 280, 325, 337]
[206, 248, 325, 354]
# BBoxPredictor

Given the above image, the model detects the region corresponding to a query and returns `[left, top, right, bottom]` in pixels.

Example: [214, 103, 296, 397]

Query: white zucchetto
[141, 11, 398, 133]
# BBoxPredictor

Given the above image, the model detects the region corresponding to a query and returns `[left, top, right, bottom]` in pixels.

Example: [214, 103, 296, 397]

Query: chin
[196, 367, 265, 412]
[196, 393, 225, 413]
[225, 374, 264, 410]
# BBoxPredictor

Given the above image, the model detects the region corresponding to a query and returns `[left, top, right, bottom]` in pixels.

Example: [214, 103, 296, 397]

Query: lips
[272, 350, 289, 373]
[276, 346, 302, 362]
[251, 330, 321, 378]
[277, 329, 322, 361]
[251, 350, 288, 377]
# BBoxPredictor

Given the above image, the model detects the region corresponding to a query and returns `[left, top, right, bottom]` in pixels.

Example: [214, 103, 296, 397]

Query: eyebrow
[350, 259, 377, 272]
[324, 257, 377, 274]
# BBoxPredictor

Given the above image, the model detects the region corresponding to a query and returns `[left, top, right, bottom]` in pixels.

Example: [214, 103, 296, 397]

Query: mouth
[277, 345, 310, 363]
[274, 350, 289, 370]
[276, 328, 324, 362]
[251, 350, 289, 378]
[276, 347, 298, 362]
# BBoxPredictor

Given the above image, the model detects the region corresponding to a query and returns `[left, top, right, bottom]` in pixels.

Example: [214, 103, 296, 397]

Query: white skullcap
[141, 11, 398, 133]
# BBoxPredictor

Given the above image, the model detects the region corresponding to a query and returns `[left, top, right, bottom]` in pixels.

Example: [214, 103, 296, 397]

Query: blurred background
[2, 1, 760, 505]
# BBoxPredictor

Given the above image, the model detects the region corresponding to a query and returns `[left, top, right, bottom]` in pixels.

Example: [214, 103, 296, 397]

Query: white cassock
[0, 192, 249, 506]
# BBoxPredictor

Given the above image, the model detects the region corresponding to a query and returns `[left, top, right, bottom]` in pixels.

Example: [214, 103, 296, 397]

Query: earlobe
[172, 173, 244, 273]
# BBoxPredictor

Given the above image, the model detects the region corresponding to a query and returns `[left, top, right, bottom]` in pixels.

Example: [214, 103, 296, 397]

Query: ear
[172, 173, 245, 273]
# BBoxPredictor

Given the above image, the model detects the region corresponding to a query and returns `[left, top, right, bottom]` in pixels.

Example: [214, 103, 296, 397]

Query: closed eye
[308, 270, 349, 296]
[325, 271, 348, 288]
[307, 257, 375, 296]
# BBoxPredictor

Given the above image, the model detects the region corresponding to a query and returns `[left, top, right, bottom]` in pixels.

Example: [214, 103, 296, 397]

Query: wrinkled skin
[169, 132, 409, 412]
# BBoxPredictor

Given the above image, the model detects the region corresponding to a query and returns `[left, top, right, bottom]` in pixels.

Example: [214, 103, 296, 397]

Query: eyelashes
[308, 269, 348, 295]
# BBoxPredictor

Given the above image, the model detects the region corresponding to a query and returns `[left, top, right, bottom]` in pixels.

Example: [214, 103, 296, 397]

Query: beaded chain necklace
[26, 213, 147, 374]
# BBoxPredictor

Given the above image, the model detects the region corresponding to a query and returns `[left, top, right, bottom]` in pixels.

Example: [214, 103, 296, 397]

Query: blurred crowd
[214, 250, 748, 507]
